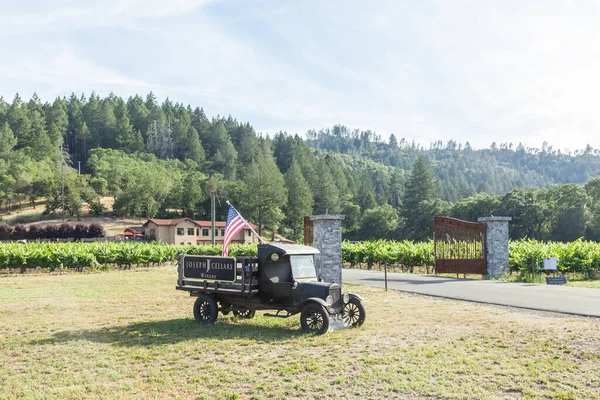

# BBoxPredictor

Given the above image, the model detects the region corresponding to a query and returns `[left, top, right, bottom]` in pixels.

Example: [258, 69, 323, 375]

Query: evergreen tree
[284, 159, 313, 241]
[402, 156, 439, 239]
[46, 98, 68, 147]
[0, 122, 17, 155]
[313, 159, 340, 214]
[115, 100, 143, 152]
[355, 170, 376, 213]
[241, 142, 287, 236]
[182, 126, 205, 164]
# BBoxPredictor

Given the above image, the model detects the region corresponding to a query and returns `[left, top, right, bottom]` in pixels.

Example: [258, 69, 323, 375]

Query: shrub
[73, 224, 88, 241]
[0, 224, 13, 240]
[58, 223, 74, 239]
[28, 224, 43, 240]
[12, 224, 27, 240]
[88, 223, 105, 238]
[42, 225, 58, 239]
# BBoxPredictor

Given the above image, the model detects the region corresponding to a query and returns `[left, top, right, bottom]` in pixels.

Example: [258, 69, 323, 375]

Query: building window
[180, 242, 184, 245]
[196, 229, 199, 236]
[247, 229, 251, 236]
[202, 228, 209, 236]
[188, 242, 191, 245]
[221, 229, 225, 236]
[188, 228, 194, 236]
[177, 228, 184, 235]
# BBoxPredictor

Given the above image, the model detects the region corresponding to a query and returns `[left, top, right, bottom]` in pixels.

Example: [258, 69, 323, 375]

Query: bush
[88, 223, 105, 238]
[0, 224, 13, 240]
[58, 223, 74, 239]
[12, 224, 27, 240]
[42, 225, 58, 239]
[28, 224, 43, 240]
[73, 224, 88, 240]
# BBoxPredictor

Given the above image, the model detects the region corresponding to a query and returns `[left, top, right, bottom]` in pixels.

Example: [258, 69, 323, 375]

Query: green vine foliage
[1, 240, 599, 279]
[0, 242, 256, 272]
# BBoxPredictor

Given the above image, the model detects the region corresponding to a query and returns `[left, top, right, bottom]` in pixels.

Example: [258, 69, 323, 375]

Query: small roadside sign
[543, 257, 557, 270]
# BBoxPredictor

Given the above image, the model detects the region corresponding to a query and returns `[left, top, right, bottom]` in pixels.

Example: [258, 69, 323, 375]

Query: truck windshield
[290, 255, 317, 279]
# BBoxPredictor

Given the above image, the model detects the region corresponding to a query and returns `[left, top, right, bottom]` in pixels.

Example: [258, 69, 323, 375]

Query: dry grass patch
[1, 267, 599, 399]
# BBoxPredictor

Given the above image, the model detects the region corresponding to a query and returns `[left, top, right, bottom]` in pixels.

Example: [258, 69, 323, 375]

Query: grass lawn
[566, 280, 600, 289]
[1, 268, 599, 399]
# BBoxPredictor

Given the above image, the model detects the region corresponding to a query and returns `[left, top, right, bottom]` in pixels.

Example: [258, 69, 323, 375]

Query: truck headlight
[343, 293, 350, 304]
[326, 295, 333, 305]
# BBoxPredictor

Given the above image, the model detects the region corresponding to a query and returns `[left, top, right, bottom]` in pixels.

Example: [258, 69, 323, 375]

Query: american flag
[222, 204, 249, 257]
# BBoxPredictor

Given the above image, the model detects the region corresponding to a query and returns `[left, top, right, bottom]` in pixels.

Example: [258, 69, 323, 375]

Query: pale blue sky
[1, 0, 599, 150]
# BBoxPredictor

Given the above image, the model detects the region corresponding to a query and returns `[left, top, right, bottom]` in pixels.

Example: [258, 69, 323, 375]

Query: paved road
[342, 269, 600, 317]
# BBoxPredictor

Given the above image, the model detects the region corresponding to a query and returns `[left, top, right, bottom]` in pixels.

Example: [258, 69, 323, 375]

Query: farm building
[143, 218, 258, 246]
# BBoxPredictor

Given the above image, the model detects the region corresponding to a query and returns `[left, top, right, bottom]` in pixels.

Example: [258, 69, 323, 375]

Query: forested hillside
[1, 92, 600, 242]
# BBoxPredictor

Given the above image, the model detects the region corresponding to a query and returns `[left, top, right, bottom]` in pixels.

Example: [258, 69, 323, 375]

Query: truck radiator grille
[330, 287, 341, 305]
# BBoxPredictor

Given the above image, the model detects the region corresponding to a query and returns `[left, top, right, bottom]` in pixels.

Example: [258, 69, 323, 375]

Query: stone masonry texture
[478, 217, 511, 279]
[310, 215, 344, 284]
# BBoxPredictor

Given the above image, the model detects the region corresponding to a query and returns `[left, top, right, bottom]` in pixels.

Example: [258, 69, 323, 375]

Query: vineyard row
[1, 239, 599, 278]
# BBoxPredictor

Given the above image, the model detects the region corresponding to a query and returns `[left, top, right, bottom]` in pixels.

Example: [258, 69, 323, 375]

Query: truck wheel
[342, 298, 366, 327]
[233, 308, 256, 319]
[300, 303, 330, 334]
[193, 295, 218, 324]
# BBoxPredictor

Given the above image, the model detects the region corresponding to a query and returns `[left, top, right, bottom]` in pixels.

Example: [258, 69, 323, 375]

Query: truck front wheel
[342, 298, 366, 327]
[300, 303, 330, 334]
[193, 295, 218, 324]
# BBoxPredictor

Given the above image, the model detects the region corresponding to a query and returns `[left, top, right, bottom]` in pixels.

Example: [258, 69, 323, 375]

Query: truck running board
[264, 310, 292, 319]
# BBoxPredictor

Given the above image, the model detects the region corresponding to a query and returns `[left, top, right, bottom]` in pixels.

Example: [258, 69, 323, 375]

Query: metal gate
[303, 216, 313, 246]
[434, 216, 486, 275]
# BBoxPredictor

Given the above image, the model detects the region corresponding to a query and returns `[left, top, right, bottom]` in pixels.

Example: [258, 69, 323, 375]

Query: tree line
[1, 92, 600, 242]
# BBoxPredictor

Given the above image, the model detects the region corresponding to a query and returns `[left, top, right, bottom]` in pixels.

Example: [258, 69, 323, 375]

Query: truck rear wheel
[300, 303, 330, 334]
[233, 308, 256, 319]
[193, 295, 218, 324]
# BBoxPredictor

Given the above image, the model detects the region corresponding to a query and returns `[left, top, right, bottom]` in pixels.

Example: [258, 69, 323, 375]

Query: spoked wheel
[300, 303, 330, 335]
[342, 298, 366, 327]
[233, 308, 256, 319]
[193, 295, 218, 324]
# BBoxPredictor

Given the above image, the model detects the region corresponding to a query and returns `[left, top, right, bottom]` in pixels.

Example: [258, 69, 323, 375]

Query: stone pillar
[477, 217, 512, 279]
[310, 215, 344, 284]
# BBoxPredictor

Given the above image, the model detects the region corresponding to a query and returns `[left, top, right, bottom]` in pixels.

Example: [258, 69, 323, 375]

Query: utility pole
[61, 145, 65, 221]
[211, 179, 216, 245]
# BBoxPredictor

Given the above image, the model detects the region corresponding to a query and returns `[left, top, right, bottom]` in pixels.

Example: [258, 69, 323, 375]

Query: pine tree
[0, 122, 16, 155]
[182, 126, 205, 164]
[355, 170, 376, 213]
[241, 142, 287, 236]
[402, 156, 439, 239]
[313, 159, 340, 214]
[115, 100, 142, 152]
[46, 98, 68, 146]
[284, 159, 313, 240]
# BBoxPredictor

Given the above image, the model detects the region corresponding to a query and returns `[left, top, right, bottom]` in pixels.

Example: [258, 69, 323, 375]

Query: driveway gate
[434, 216, 486, 275]
[303, 216, 313, 246]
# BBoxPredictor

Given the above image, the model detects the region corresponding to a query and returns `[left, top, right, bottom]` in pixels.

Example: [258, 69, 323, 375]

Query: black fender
[297, 297, 331, 314]
[343, 293, 363, 303]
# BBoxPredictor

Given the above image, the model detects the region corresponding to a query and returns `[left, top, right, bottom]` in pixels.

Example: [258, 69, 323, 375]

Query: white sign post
[543, 257, 557, 271]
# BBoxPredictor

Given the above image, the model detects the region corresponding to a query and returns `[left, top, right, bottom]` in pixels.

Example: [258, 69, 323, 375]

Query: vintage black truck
[176, 243, 365, 334]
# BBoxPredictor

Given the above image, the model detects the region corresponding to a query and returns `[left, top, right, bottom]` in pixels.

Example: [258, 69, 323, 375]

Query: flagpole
[226, 201, 265, 244]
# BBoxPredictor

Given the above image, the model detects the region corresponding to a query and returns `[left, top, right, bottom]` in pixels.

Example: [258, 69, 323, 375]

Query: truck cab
[257, 243, 342, 312]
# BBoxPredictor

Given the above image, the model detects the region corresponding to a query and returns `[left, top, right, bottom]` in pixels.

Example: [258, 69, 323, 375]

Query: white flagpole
[226, 201, 265, 244]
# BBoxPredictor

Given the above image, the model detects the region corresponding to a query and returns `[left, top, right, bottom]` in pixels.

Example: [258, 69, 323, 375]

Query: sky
[1, 0, 599, 151]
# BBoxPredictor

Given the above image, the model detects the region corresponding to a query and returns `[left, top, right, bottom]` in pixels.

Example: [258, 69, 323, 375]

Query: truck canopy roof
[258, 243, 320, 256]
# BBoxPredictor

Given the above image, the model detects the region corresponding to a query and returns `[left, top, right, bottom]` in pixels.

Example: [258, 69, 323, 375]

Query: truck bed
[176, 255, 259, 296]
